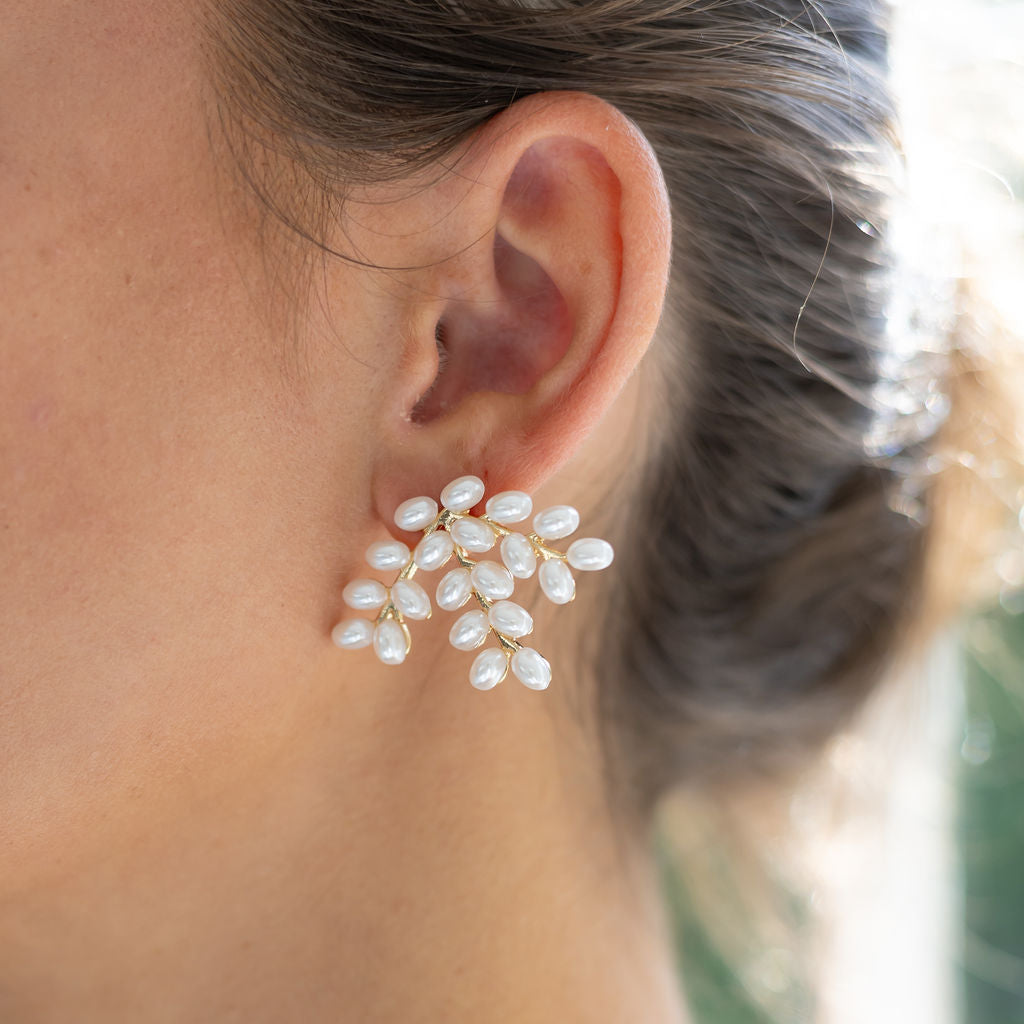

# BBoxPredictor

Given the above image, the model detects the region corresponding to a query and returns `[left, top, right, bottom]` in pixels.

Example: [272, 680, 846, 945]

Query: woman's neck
[0, 639, 688, 1023]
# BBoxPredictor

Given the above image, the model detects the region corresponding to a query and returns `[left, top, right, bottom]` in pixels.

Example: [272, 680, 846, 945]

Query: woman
[0, 1, 990, 1020]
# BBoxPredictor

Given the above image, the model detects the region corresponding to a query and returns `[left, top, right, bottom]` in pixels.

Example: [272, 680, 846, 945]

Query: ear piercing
[331, 475, 614, 691]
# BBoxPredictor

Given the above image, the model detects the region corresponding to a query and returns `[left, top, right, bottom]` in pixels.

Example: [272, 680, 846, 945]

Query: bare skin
[0, 2, 686, 1021]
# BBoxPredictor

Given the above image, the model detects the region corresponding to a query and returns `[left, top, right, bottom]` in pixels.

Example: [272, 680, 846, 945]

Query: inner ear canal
[408, 232, 570, 426]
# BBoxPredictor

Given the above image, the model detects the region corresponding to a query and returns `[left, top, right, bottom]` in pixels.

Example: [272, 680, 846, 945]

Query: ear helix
[331, 475, 614, 691]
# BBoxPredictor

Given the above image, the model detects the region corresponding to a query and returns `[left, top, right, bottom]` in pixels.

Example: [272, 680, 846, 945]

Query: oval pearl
[440, 475, 485, 513]
[413, 531, 454, 571]
[342, 578, 388, 610]
[449, 516, 495, 553]
[436, 568, 472, 611]
[566, 537, 615, 571]
[365, 539, 411, 571]
[331, 618, 373, 650]
[538, 559, 575, 605]
[393, 496, 439, 532]
[511, 647, 552, 690]
[470, 648, 508, 691]
[449, 609, 490, 651]
[373, 619, 407, 665]
[470, 560, 515, 601]
[484, 490, 533, 526]
[392, 579, 431, 621]
[500, 533, 537, 579]
[532, 505, 580, 541]
[488, 600, 533, 638]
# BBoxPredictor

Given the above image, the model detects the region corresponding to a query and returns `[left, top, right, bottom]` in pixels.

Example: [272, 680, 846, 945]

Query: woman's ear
[349, 91, 672, 523]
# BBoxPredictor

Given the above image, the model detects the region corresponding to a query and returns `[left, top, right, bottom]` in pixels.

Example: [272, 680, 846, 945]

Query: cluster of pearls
[331, 475, 614, 691]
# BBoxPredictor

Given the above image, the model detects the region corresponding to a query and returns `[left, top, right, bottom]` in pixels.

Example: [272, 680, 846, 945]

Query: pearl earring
[331, 475, 614, 691]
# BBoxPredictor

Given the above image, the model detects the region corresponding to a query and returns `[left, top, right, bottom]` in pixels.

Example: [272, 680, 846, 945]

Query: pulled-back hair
[202, 0, 953, 821]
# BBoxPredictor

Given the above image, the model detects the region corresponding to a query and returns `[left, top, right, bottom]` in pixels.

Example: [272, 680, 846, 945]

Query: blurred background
[656, 0, 1024, 1020]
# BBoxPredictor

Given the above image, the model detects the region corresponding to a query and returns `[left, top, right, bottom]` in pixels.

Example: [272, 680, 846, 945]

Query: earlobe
[374, 91, 672, 513]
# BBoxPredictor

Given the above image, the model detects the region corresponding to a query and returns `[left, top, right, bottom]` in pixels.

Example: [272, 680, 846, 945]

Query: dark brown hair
[202, 0, 949, 823]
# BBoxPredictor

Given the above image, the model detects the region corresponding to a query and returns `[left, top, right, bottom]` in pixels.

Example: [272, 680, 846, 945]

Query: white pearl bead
[365, 539, 411, 571]
[331, 618, 373, 649]
[484, 490, 532, 525]
[470, 560, 515, 601]
[566, 537, 614, 571]
[413, 530, 454, 571]
[449, 609, 490, 651]
[449, 516, 495, 552]
[436, 568, 472, 611]
[511, 647, 551, 690]
[393, 496, 439, 532]
[538, 559, 575, 604]
[487, 600, 533, 638]
[373, 619, 407, 665]
[342, 578, 388, 610]
[532, 505, 580, 541]
[470, 648, 508, 690]
[440, 475, 485, 513]
[500, 533, 537, 579]
[391, 579, 431, 620]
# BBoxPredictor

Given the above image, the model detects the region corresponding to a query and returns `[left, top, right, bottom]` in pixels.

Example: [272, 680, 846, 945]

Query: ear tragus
[408, 230, 571, 425]
[409, 323, 451, 424]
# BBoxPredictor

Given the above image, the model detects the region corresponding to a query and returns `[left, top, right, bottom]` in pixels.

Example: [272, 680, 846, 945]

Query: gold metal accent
[477, 514, 512, 538]
[526, 532, 568, 561]
[495, 633, 522, 656]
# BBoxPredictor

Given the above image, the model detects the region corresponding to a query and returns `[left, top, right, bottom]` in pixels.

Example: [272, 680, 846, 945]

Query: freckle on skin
[125, 272, 133, 286]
